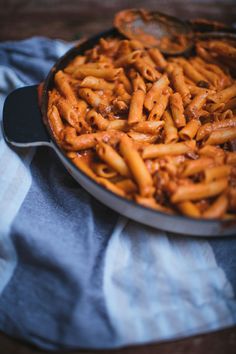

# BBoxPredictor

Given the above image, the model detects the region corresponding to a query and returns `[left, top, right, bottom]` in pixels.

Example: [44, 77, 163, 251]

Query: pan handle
[2, 85, 51, 147]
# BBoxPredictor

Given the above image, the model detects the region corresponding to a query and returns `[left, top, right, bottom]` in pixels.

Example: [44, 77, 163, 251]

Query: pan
[3, 28, 236, 236]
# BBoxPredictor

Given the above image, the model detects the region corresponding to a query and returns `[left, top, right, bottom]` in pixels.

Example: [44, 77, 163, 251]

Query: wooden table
[1, 1, 236, 353]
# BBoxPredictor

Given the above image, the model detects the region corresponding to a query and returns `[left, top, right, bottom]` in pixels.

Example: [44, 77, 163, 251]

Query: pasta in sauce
[47, 35, 236, 219]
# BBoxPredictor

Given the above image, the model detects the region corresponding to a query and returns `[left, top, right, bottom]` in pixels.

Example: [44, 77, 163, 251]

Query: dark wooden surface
[1, 327, 236, 354]
[1, 0, 236, 353]
[1, 0, 236, 41]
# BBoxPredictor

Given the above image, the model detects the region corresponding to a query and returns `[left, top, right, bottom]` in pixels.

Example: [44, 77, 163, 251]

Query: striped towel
[0, 37, 236, 350]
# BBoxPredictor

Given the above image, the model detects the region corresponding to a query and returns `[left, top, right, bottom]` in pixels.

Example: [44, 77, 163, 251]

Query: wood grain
[0, 0, 236, 41]
[1, 327, 236, 354]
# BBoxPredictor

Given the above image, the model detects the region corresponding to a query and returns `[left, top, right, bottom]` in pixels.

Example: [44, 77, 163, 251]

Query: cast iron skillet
[2, 28, 236, 236]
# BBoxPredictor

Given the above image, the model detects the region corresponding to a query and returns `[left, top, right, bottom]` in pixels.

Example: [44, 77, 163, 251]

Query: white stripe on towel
[0, 41, 72, 295]
[104, 220, 236, 345]
[0, 66, 34, 294]
[0, 138, 35, 295]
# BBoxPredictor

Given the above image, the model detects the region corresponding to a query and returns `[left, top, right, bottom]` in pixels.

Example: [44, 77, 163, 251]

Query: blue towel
[0, 37, 236, 350]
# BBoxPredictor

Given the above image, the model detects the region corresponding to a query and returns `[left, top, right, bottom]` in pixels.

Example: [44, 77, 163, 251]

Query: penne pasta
[188, 85, 215, 96]
[224, 97, 236, 111]
[207, 41, 236, 59]
[220, 109, 234, 120]
[204, 165, 231, 183]
[144, 74, 169, 111]
[205, 102, 225, 113]
[148, 93, 169, 121]
[86, 109, 109, 130]
[118, 69, 132, 93]
[64, 55, 86, 74]
[131, 121, 164, 134]
[48, 105, 64, 140]
[114, 50, 142, 67]
[198, 145, 225, 165]
[129, 69, 146, 92]
[178, 201, 201, 218]
[170, 92, 186, 128]
[163, 110, 179, 144]
[181, 157, 214, 177]
[76, 99, 88, 121]
[142, 140, 196, 159]
[208, 83, 236, 103]
[115, 83, 131, 103]
[143, 53, 157, 68]
[78, 88, 105, 109]
[128, 89, 145, 124]
[134, 58, 161, 82]
[177, 58, 207, 84]
[226, 152, 236, 165]
[120, 135, 154, 197]
[221, 109, 235, 121]
[73, 67, 122, 81]
[190, 58, 220, 88]
[203, 194, 228, 219]
[129, 39, 144, 50]
[169, 65, 191, 105]
[115, 179, 138, 193]
[135, 195, 174, 213]
[196, 117, 236, 141]
[80, 76, 114, 90]
[127, 132, 157, 143]
[67, 152, 97, 179]
[63, 128, 124, 151]
[112, 99, 128, 113]
[48, 89, 60, 108]
[57, 98, 82, 132]
[179, 119, 201, 140]
[96, 177, 126, 197]
[92, 163, 117, 178]
[148, 48, 167, 70]
[96, 142, 130, 177]
[106, 119, 128, 131]
[185, 91, 208, 119]
[171, 178, 228, 203]
[54, 70, 78, 105]
[205, 126, 236, 145]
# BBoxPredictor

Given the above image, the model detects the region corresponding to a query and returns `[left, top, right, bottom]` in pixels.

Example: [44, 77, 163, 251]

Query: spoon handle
[189, 19, 236, 34]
